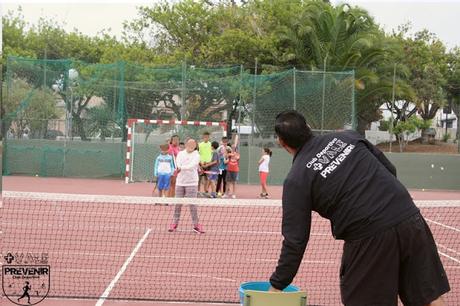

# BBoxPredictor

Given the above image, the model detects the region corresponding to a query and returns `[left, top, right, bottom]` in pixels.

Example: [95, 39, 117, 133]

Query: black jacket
[269, 131, 419, 290]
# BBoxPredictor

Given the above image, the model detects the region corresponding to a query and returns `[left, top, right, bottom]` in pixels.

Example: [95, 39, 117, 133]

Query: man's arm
[270, 179, 312, 290]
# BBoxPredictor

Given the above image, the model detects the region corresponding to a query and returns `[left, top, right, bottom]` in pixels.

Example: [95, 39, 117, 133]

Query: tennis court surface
[2, 178, 459, 305]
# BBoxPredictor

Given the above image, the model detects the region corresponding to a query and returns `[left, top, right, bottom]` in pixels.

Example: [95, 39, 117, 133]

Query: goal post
[125, 119, 227, 183]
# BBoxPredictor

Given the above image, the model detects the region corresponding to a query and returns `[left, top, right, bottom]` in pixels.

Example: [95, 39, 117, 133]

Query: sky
[338, 0, 460, 49]
[1, 0, 460, 49]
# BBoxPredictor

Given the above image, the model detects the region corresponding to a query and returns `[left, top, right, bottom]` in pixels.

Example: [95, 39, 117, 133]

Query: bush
[379, 120, 390, 131]
[443, 133, 451, 142]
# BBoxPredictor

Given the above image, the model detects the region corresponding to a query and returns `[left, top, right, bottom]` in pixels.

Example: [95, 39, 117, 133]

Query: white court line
[425, 218, 460, 233]
[438, 250, 460, 264]
[155, 271, 237, 283]
[95, 228, 151, 306]
[437, 243, 460, 257]
[424, 219, 460, 264]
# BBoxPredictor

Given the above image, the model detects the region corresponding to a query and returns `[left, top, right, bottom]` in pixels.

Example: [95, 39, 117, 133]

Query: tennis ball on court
[35, 174, 38, 177]
[440, 167, 444, 171]
[431, 164, 435, 168]
[422, 188, 425, 191]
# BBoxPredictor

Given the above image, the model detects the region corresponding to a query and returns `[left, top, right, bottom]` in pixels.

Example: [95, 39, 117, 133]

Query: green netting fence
[3, 56, 355, 183]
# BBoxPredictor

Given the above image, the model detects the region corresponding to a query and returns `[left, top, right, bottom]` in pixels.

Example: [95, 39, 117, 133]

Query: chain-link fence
[3, 56, 355, 182]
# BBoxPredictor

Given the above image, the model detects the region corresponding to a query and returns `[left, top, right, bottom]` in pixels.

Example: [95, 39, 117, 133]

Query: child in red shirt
[224, 145, 240, 199]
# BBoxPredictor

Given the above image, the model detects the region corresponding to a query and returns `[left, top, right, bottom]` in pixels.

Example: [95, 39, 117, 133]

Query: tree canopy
[2, 0, 459, 137]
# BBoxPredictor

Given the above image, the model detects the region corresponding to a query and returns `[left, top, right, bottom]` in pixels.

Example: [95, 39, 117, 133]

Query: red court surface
[2, 176, 460, 306]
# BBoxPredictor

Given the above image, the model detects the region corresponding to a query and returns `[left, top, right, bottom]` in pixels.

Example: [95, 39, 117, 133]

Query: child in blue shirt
[154, 144, 175, 197]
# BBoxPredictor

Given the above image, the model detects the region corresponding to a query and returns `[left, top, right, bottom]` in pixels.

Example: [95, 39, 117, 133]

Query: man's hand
[268, 286, 281, 292]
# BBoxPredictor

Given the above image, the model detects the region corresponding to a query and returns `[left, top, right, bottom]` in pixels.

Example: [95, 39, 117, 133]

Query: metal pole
[43, 38, 47, 89]
[251, 59, 258, 144]
[351, 70, 356, 130]
[70, 86, 73, 139]
[180, 60, 186, 120]
[445, 112, 448, 137]
[62, 132, 67, 176]
[130, 122, 136, 182]
[248, 58, 258, 184]
[293, 67, 296, 110]
[321, 54, 328, 135]
[457, 98, 460, 154]
[63, 86, 70, 176]
[389, 63, 396, 153]
[237, 64, 244, 144]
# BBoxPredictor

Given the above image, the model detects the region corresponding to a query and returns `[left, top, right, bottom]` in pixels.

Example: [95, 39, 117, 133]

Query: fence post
[351, 70, 357, 131]
[181, 60, 187, 121]
[293, 67, 296, 110]
[389, 63, 396, 152]
[236, 64, 244, 141]
[321, 55, 328, 134]
[248, 59, 258, 184]
[457, 96, 460, 154]
[117, 61, 126, 177]
[117, 61, 126, 127]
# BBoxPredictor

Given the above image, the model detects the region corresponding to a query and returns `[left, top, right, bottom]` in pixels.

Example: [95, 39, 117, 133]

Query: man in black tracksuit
[269, 111, 450, 306]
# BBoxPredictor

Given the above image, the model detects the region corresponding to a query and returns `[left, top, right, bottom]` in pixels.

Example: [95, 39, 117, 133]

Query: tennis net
[2, 191, 459, 304]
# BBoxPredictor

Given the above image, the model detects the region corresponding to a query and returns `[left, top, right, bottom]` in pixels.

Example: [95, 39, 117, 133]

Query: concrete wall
[385, 153, 460, 190]
[365, 130, 421, 145]
[3, 141, 459, 190]
[238, 147, 460, 190]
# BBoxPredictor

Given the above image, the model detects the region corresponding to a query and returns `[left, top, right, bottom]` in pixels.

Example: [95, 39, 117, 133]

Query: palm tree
[276, 1, 392, 133]
[85, 104, 119, 141]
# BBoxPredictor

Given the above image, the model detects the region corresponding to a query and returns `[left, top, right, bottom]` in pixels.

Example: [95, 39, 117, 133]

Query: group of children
[153, 132, 272, 234]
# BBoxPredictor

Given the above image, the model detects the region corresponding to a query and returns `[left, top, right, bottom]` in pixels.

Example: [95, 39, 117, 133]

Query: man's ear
[277, 137, 285, 148]
[278, 137, 295, 155]
[278, 137, 289, 151]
